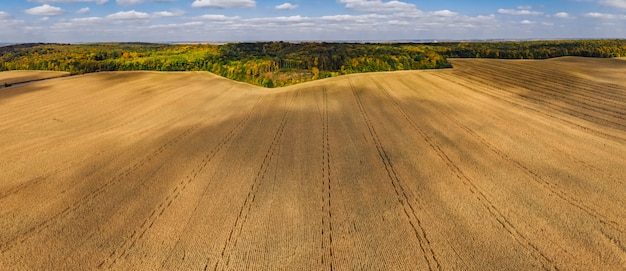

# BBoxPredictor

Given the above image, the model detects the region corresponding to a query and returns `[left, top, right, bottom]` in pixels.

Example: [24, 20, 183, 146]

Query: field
[0, 70, 69, 86]
[0, 57, 625, 270]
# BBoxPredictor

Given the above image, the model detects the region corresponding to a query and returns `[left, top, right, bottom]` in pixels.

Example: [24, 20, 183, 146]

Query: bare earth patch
[0, 59, 625, 270]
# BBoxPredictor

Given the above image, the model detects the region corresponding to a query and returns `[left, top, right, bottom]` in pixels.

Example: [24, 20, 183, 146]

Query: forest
[1, 40, 625, 87]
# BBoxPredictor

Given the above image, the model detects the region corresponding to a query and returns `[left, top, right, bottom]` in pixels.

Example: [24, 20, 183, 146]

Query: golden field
[0, 70, 69, 86]
[0, 57, 625, 270]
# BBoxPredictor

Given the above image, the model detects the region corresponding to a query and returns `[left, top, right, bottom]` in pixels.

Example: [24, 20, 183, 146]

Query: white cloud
[275, 3, 298, 10]
[196, 14, 241, 20]
[30, 0, 108, 4]
[76, 7, 90, 14]
[432, 10, 458, 17]
[73, 17, 103, 23]
[117, 0, 143, 4]
[520, 19, 533, 24]
[148, 21, 204, 29]
[600, 0, 626, 9]
[191, 0, 256, 8]
[247, 15, 308, 24]
[25, 4, 65, 16]
[554, 12, 570, 18]
[320, 14, 384, 22]
[498, 8, 543, 16]
[70, 17, 103, 25]
[153, 9, 185, 17]
[0, 11, 11, 19]
[339, 0, 417, 13]
[106, 10, 151, 20]
[584, 12, 626, 19]
[585, 12, 615, 19]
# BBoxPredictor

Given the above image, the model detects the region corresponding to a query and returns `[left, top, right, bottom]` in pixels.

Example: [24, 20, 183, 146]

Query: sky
[1, 0, 626, 42]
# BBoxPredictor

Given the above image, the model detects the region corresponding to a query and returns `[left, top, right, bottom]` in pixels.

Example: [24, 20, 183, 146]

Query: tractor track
[349, 79, 442, 271]
[210, 90, 299, 271]
[369, 78, 557, 271]
[397, 74, 624, 235]
[99, 96, 263, 269]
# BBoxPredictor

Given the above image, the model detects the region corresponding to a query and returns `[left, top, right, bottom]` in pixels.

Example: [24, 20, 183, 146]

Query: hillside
[1, 40, 625, 88]
[0, 58, 625, 270]
[0, 70, 69, 87]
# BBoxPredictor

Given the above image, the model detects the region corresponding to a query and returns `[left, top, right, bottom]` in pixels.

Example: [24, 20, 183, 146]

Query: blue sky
[1, 0, 625, 42]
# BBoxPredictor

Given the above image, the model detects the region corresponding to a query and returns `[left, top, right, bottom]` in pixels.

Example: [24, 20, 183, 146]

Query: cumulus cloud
[320, 14, 384, 22]
[554, 12, 571, 18]
[246, 15, 308, 24]
[584, 12, 626, 19]
[153, 9, 185, 17]
[600, 0, 626, 9]
[71, 17, 103, 24]
[0, 11, 12, 19]
[191, 0, 256, 8]
[275, 3, 298, 10]
[30, 0, 108, 4]
[432, 10, 458, 17]
[117, 0, 143, 4]
[148, 22, 204, 29]
[520, 19, 533, 24]
[339, 0, 417, 13]
[498, 8, 543, 16]
[196, 14, 241, 20]
[25, 4, 65, 16]
[106, 10, 151, 20]
[76, 7, 90, 14]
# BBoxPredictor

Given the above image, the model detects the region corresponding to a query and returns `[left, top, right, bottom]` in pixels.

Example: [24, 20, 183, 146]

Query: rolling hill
[0, 57, 625, 270]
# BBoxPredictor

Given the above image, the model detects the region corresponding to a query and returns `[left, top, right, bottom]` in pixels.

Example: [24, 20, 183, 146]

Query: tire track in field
[409, 73, 625, 186]
[402, 74, 625, 232]
[99, 97, 263, 269]
[448, 66, 626, 133]
[459, 62, 626, 126]
[430, 72, 626, 143]
[599, 229, 626, 263]
[368, 78, 557, 271]
[471, 60, 626, 105]
[348, 79, 441, 271]
[0, 123, 200, 254]
[0, 86, 216, 202]
[492, 60, 626, 102]
[319, 87, 334, 270]
[210, 90, 299, 271]
[0, 81, 230, 197]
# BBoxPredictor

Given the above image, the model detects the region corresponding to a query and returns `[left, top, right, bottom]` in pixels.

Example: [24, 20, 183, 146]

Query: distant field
[0, 57, 624, 270]
[0, 70, 69, 86]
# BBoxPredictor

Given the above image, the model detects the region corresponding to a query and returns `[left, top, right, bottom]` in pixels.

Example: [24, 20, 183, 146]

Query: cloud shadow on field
[0, 83, 53, 103]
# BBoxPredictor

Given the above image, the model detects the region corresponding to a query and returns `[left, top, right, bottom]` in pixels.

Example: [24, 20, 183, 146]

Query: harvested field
[1, 57, 625, 270]
[0, 70, 70, 86]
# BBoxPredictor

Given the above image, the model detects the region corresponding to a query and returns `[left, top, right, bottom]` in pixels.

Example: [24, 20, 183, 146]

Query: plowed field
[1, 57, 625, 270]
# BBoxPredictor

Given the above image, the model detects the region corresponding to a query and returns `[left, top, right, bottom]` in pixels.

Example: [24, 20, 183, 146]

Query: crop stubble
[0, 57, 625, 270]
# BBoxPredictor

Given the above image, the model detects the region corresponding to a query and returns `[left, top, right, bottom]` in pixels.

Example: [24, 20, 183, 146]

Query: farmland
[0, 57, 625, 270]
[0, 70, 69, 86]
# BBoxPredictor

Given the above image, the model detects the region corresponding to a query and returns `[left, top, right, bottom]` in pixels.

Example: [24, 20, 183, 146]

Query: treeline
[1, 40, 625, 87]
[0, 43, 218, 73]
[433, 39, 626, 59]
[0, 42, 449, 87]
